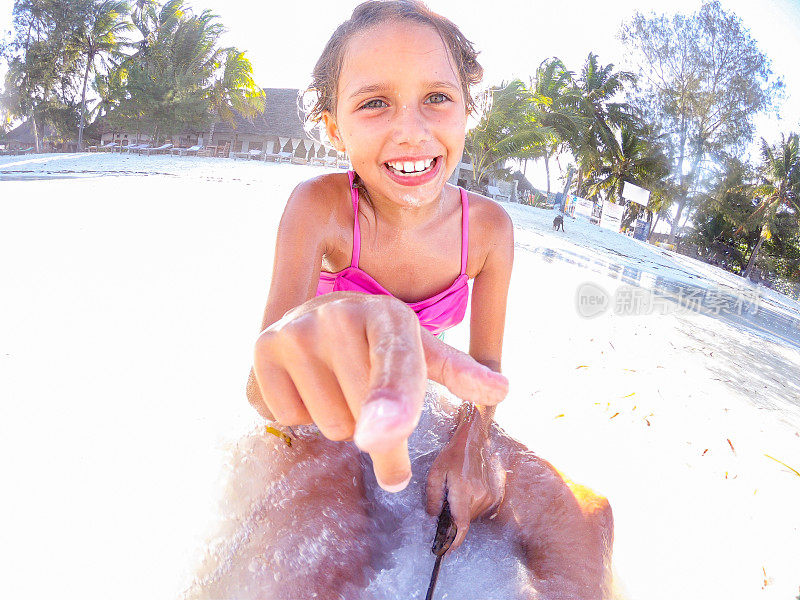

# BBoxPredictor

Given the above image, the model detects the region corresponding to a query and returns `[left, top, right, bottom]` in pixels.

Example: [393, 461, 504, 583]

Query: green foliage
[465, 79, 553, 191]
[1, 0, 88, 150]
[620, 0, 783, 243]
[110, 0, 264, 140]
[0, 0, 264, 148]
[75, 1, 133, 148]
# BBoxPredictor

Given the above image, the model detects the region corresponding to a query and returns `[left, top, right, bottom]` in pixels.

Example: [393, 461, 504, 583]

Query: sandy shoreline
[1, 153, 799, 600]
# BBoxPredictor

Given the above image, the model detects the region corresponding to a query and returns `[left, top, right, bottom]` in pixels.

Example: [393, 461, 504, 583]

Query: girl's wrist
[455, 402, 492, 440]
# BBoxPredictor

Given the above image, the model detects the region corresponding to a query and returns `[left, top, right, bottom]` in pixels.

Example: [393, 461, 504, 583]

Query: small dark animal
[553, 214, 564, 231]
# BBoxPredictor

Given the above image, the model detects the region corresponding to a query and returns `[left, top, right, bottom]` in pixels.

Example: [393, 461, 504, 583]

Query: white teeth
[387, 158, 436, 174]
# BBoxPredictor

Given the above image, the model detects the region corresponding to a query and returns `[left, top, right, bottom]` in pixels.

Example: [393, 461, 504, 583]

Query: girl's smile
[323, 21, 468, 214]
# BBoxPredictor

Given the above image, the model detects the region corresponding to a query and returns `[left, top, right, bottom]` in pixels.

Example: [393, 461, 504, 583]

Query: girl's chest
[323, 218, 468, 303]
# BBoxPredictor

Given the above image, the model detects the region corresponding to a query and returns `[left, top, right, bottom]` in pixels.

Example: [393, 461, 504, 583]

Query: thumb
[446, 486, 471, 551]
[422, 331, 509, 406]
[425, 466, 447, 515]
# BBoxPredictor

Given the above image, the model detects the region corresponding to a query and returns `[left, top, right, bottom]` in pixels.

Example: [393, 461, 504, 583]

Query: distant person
[185, 2, 613, 598]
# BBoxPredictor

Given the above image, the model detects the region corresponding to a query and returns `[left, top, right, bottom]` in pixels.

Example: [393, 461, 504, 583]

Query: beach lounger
[171, 145, 202, 156]
[262, 151, 280, 162]
[291, 155, 308, 165]
[132, 144, 153, 155]
[94, 142, 117, 152]
[277, 151, 293, 163]
[215, 142, 230, 158]
[142, 143, 173, 156]
[197, 145, 217, 157]
[232, 148, 263, 160]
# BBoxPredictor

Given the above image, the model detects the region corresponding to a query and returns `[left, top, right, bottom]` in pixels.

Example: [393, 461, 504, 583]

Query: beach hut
[208, 88, 327, 163]
[3, 120, 78, 153]
[91, 88, 338, 162]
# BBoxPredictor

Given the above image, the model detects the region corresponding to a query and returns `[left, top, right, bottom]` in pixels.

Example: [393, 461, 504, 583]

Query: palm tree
[588, 123, 669, 203]
[465, 79, 552, 191]
[110, 2, 264, 142]
[75, 0, 132, 150]
[529, 58, 582, 195]
[573, 53, 637, 198]
[206, 48, 265, 126]
[737, 133, 800, 278]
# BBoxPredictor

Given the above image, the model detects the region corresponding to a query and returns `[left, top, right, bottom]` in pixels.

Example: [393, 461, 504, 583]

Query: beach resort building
[1, 120, 78, 153]
[94, 88, 339, 162]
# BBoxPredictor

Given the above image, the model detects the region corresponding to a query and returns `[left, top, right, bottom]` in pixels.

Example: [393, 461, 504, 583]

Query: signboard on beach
[599, 201, 625, 232]
[633, 218, 651, 240]
[622, 182, 650, 206]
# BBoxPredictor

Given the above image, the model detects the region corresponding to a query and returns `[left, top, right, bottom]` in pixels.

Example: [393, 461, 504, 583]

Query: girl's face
[323, 21, 468, 209]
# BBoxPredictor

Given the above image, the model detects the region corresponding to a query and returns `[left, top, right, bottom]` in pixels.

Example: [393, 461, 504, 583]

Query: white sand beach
[1, 153, 799, 600]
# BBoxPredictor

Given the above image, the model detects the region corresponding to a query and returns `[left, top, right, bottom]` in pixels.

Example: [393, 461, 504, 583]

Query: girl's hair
[305, 0, 483, 124]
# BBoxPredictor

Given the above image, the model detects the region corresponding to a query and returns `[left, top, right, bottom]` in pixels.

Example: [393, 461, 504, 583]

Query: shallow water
[183, 391, 533, 600]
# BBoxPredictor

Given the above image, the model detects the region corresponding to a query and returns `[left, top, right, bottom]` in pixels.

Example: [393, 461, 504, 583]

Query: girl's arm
[246, 177, 332, 418]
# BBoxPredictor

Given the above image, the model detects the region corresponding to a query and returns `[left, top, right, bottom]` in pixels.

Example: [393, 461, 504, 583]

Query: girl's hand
[251, 292, 508, 493]
[426, 405, 506, 550]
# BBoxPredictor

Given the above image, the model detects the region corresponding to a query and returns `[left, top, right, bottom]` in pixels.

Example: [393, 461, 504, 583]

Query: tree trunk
[576, 166, 583, 198]
[544, 153, 551, 196]
[78, 58, 91, 151]
[743, 230, 766, 279]
[31, 113, 40, 153]
[647, 213, 661, 242]
[667, 115, 689, 245]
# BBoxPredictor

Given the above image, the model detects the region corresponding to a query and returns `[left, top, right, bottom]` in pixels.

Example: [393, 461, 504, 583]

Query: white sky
[1, 0, 799, 188]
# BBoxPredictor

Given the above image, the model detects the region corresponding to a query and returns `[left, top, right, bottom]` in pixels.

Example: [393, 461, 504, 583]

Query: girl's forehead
[338, 21, 461, 97]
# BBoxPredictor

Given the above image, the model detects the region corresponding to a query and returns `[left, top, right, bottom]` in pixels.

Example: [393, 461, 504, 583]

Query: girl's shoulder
[461, 188, 514, 247]
[282, 172, 354, 228]
[286, 171, 351, 213]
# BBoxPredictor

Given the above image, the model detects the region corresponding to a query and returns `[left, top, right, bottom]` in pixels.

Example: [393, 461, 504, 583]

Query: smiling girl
[186, 2, 614, 598]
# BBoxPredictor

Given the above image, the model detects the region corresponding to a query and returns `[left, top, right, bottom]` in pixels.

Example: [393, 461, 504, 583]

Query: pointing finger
[353, 301, 426, 455]
[369, 440, 412, 492]
[352, 300, 426, 491]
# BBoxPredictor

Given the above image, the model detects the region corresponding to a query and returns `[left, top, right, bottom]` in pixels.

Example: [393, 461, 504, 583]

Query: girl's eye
[426, 93, 451, 105]
[360, 99, 387, 110]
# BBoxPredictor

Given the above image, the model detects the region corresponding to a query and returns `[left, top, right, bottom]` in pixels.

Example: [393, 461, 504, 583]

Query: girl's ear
[322, 111, 346, 153]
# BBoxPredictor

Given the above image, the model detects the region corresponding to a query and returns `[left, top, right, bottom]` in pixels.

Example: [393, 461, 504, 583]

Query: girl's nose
[392, 104, 431, 146]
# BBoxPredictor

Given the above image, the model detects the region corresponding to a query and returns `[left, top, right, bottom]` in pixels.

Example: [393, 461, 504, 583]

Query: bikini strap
[348, 170, 361, 268]
[460, 187, 469, 275]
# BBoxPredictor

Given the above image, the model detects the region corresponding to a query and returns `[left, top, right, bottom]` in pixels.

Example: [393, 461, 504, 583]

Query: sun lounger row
[228, 148, 349, 167]
[0, 146, 35, 155]
[76, 142, 349, 167]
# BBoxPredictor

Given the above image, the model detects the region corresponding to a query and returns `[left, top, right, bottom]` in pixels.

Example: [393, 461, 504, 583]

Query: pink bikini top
[316, 171, 470, 335]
